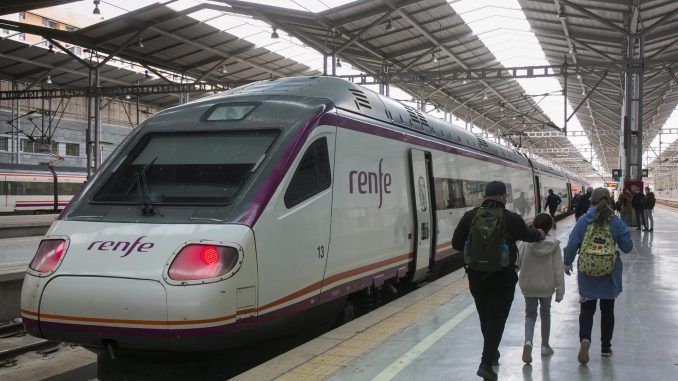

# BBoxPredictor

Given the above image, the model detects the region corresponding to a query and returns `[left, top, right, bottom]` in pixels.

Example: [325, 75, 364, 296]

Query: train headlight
[168, 244, 239, 281]
[29, 239, 67, 273]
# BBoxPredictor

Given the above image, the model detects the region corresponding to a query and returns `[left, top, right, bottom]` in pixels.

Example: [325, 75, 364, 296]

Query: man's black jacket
[545, 194, 562, 210]
[451, 199, 541, 269]
[574, 191, 592, 218]
[632, 192, 645, 209]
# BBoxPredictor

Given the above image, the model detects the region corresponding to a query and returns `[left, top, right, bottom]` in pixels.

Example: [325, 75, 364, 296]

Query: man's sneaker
[601, 347, 613, 357]
[578, 339, 591, 364]
[477, 364, 498, 380]
[522, 341, 533, 364]
[541, 345, 554, 356]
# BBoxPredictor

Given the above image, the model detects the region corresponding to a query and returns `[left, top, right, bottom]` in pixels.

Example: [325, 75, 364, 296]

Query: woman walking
[564, 188, 633, 364]
[517, 213, 565, 364]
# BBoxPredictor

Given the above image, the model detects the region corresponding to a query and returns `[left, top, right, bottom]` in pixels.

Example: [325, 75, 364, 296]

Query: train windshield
[92, 131, 277, 205]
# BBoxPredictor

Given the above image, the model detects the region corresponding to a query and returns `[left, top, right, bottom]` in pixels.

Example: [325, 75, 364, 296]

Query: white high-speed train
[21, 77, 585, 353]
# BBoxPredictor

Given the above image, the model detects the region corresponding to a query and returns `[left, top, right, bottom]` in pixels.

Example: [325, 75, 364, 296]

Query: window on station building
[22, 140, 58, 154]
[65, 143, 79, 156]
[0, 137, 8, 151]
[284, 137, 331, 208]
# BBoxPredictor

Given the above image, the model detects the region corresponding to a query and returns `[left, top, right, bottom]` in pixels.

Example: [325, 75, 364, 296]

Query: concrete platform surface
[236, 208, 678, 381]
[0, 236, 42, 267]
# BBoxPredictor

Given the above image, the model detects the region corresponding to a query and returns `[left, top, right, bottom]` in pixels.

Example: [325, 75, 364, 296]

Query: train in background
[21, 76, 586, 355]
[0, 166, 87, 213]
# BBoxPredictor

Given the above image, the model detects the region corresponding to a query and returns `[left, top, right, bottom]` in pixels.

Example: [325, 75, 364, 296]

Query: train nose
[29, 276, 169, 350]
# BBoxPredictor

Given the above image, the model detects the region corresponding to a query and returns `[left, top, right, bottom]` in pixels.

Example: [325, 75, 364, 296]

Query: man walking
[452, 181, 544, 380]
[544, 189, 562, 228]
[643, 187, 655, 231]
[631, 188, 645, 230]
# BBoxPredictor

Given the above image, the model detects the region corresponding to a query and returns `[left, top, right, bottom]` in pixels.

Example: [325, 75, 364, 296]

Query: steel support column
[621, 32, 644, 182]
[94, 67, 101, 170]
[86, 68, 93, 178]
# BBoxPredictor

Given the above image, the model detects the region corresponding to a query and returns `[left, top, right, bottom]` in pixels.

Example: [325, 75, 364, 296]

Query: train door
[534, 175, 542, 212]
[409, 149, 434, 282]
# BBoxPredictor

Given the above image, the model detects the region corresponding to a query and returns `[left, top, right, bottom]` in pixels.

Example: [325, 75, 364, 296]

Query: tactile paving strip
[275, 277, 469, 380]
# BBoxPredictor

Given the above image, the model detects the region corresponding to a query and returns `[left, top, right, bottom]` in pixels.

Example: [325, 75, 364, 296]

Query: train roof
[214, 76, 531, 168]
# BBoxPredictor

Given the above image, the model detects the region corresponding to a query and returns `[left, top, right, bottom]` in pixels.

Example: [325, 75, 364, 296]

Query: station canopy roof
[0, 2, 320, 106]
[217, 0, 603, 176]
[519, 0, 678, 175]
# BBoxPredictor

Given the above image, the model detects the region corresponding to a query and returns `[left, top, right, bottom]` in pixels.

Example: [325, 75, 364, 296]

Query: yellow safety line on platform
[275, 276, 470, 381]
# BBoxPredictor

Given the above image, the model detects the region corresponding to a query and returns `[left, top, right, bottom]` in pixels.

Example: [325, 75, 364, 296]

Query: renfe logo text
[349, 158, 392, 208]
[87, 236, 155, 257]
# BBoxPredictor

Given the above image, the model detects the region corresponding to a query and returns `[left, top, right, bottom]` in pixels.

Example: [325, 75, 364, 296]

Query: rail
[656, 198, 678, 209]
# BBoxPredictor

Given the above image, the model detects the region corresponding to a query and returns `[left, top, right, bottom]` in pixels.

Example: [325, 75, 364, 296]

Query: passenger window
[284, 137, 331, 208]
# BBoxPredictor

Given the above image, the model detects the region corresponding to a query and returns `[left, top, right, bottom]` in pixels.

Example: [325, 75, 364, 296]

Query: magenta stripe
[336, 114, 529, 170]
[236, 110, 335, 226]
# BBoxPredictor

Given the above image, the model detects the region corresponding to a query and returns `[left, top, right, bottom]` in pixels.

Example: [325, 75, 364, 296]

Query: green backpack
[464, 207, 509, 272]
[577, 221, 616, 276]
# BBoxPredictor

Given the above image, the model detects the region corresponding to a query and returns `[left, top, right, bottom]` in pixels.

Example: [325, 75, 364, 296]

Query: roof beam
[385, 1, 555, 129]
[557, 0, 631, 37]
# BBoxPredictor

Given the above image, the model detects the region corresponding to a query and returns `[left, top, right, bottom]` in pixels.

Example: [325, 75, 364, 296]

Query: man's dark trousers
[467, 267, 518, 367]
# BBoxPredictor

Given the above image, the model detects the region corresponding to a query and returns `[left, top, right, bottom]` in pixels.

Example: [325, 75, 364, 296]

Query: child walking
[516, 213, 565, 364]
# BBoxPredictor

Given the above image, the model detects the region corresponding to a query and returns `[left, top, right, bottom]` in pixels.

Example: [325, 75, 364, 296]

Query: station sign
[604, 182, 618, 188]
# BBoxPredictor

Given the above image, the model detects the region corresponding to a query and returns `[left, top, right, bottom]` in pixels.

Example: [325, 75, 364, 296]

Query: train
[0, 167, 86, 213]
[21, 76, 586, 354]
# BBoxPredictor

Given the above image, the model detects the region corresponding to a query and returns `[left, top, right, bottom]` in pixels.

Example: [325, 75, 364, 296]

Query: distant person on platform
[514, 191, 530, 217]
[619, 189, 634, 225]
[452, 181, 545, 381]
[642, 187, 656, 231]
[564, 188, 633, 364]
[631, 188, 645, 231]
[544, 189, 562, 228]
[574, 187, 593, 220]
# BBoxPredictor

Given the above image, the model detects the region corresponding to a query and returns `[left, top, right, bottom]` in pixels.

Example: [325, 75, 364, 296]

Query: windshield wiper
[136, 157, 158, 216]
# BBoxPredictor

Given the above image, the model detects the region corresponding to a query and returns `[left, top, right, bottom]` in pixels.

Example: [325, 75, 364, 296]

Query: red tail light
[29, 239, 67, 273]
[168, 245, 239, 281]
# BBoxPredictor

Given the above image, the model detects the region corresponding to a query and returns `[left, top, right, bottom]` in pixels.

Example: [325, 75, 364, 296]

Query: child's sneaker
[578, 339, 591, 364]
[601, 347, 613, 357]
[541, 345, 554, 356]
[522, 341, 533, 364]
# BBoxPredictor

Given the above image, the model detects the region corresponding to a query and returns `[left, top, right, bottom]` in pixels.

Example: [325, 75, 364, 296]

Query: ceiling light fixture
[462, 79, 467, 85]
[385, 19, 393, 31]
[47, 44, 54, 54]
[93, 0, 101, 15]
[577, 74, 582, 80]
[336, 58, 342, 68]
[137, 37, 144, 49]
[221, 65, 228, 74]
[433, 53, 438, 62]
[271, 27, 279, 39]
[45, 75, 52, 85]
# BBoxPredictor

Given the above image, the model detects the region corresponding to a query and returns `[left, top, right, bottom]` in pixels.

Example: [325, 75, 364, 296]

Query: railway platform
[235, 206, 678, 381]
[0, 214, 56, 239]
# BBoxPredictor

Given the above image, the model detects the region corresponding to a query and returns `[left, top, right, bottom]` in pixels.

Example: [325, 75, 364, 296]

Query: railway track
[0, 320, 58, 363]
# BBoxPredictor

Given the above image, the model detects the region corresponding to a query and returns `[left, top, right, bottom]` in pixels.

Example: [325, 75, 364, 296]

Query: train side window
[284, 137, 331, 208]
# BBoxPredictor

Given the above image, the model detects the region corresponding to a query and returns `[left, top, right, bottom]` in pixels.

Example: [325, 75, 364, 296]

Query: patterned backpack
[577, 221, 616, 276]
